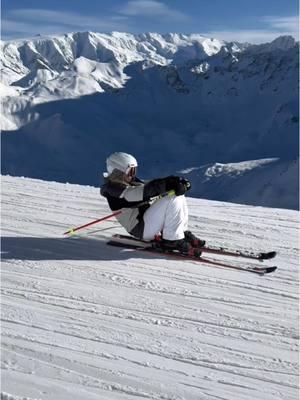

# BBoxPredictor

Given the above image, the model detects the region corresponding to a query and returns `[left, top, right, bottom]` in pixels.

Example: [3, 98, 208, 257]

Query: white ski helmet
[105, 152, 138, 175]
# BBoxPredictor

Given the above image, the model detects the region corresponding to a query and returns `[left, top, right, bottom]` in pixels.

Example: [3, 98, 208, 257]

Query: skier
[100, 152, 205, 254]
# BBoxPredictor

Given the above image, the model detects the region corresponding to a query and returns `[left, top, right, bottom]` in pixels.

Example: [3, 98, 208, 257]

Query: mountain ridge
[1, 32, 299, 209]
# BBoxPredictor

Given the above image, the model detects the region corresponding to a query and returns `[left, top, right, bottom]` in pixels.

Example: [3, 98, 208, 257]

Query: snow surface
[1, 175, 299, 399]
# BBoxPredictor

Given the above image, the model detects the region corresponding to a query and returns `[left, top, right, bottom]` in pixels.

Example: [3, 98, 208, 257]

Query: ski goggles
[126, 166, 137, 177]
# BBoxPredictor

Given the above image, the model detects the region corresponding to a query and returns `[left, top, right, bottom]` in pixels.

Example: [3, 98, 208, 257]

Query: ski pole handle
[156, 190, 175, 199]
[138, 190, 175, 207]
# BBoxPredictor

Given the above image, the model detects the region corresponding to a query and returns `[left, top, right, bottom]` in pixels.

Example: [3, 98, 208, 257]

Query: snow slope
[1, 175, 299, 400]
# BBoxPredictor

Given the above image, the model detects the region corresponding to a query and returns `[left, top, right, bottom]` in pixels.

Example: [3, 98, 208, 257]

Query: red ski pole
[63, 210, 122, 236]
[63, 190, 175, 236]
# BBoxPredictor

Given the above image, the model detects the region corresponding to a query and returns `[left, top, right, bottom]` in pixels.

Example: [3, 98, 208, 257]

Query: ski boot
[153, 236, 194, 256]
[184, 231, 206, 249]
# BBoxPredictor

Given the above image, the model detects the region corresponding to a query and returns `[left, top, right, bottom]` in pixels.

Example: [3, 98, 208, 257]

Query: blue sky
[2, 0, 299, 43]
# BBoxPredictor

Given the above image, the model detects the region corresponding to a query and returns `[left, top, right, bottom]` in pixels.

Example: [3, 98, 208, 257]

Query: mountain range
[1, 32, 299, 209]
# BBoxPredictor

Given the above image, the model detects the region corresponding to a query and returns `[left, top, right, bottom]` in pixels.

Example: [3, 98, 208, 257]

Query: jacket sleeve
[120, 185, 144, 202]
[120, 178, 167, 202]
[143, 178, 167, 200]
[101, 181, 145, 205]
[101, 178, 167, 205]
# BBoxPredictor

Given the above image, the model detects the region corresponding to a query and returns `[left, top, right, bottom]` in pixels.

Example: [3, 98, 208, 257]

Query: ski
[107, 235, 277, 275]
[110, 234, 277, 261]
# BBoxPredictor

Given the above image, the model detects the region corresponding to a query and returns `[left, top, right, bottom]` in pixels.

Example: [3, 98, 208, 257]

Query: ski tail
[258, 251, 277, 260]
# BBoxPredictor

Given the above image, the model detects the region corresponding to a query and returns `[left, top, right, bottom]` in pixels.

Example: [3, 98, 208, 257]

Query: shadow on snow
[1, 236, 153, 262]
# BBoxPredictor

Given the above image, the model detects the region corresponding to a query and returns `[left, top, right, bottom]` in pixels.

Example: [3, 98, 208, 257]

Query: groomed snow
[1, 175, 299, 400]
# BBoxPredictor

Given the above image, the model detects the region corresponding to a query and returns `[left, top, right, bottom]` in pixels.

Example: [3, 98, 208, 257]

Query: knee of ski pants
[142, 194, 187, 241]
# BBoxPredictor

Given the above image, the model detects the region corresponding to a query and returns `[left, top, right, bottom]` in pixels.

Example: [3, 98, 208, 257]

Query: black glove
[175, 177, 191, 196]
[165, 176, 180, 191]
[165, 176, 191, 196]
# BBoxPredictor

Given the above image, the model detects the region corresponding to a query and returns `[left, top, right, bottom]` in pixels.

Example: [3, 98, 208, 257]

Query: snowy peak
[250, 35, 296, 53]
[1, 32, 296, 91]
[1, 32, 298, 210]
[0, 31, 248, 130]
[0, 31, 238, 86]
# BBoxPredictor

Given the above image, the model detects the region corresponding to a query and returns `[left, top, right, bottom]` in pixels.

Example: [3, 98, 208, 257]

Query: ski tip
[253, 265, 277, 275]
[265, 266, 277, 274]
[259, 251, 277, 260]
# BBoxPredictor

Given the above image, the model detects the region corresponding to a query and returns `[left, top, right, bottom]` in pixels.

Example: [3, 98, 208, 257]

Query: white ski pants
[143, 195, 189, 241]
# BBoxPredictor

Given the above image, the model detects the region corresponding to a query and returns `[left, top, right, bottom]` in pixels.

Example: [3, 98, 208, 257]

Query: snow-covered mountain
[179, 158, 299, 210]
[0, 32, 244, 129]
[1, 175, 299, 400]
[1, 32, 299, 209]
